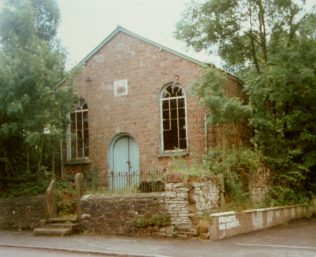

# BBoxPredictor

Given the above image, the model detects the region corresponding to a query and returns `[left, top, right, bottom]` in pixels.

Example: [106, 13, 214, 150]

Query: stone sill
[65, 158, 91, 165]
[158, 150, 189, 158]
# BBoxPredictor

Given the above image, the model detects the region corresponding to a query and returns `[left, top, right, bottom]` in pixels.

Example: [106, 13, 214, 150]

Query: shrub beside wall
[0, 195, 47, 230]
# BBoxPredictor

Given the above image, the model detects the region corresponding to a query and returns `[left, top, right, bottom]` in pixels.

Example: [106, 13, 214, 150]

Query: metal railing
[108, 170, 165, 193]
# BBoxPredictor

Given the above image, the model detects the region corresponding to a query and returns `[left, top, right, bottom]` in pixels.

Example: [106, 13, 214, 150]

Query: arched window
[67, 98, 89, 160]
[160, 83, 187, 152]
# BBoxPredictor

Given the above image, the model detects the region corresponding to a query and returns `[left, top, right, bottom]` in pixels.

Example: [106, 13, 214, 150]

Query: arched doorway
[108, 134, 140, 191]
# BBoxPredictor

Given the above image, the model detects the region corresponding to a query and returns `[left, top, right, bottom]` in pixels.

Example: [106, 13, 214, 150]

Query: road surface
[0, 246, 116, 257]
[0, 217, 315, 257]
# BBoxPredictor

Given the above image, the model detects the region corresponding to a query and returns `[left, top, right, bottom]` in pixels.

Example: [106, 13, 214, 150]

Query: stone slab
[33, 227, 73, 236]
[209, 205, 312, 240]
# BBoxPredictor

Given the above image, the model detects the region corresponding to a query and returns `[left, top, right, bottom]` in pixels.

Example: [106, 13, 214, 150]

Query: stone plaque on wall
[114, 79, 128, 97]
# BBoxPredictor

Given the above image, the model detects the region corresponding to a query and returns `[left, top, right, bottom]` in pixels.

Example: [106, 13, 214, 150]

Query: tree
[176, 0, 316, 203]
[0, 0, 75, 193]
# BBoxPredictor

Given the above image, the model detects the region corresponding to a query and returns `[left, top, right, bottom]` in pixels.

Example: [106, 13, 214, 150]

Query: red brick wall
[206, 76, 250, 149]
[67, 32, 243, 185]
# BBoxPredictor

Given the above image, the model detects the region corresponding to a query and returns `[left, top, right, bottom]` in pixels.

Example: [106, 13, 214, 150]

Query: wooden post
[46, 179, 57, 219]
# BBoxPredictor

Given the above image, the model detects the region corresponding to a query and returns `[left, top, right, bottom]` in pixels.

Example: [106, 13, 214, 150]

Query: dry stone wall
[192, 178, 220, 215]
[80, 193, 168, 236]
[79, 173, 222, 237]
[165, 182, 192, 232]
[163, 173, 221, 236]
[0, 195, 47, 230]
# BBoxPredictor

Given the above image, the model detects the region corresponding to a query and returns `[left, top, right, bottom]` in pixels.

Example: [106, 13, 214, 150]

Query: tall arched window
[67, 98, 89, 160]
[160, 83, 187, 153]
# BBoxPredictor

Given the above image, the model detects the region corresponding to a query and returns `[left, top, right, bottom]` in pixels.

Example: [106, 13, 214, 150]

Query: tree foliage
[192, 68, 251, 124]
[0, 0, 75, 191]
[176, 0, 316, 202]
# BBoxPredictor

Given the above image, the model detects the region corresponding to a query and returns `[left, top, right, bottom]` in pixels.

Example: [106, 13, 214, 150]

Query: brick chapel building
[63, 26, 244, 187]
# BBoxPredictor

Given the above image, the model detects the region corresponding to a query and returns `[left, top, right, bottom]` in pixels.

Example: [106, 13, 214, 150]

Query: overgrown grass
[55, 179, 76, 216]
[205, 147, 263, 208]
[169, 155, 210, 177]
[85, 187, 139, 195]
[133, 213, 171, 228]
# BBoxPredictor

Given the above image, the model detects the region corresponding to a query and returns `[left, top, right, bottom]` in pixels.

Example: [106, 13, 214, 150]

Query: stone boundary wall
[164, 174, 221, 236]
[164, 182, 193, 235]
[249, 166, 270, 205]
[0, 195, 47, 230]
[209, 205, 312, 240]
[80, 193, 168, 236]
[80, 174, 222, 237]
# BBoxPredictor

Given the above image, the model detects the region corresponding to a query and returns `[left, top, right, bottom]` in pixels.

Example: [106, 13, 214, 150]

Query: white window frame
[66, 98, 89, 161]
[159, 83, 188, 155]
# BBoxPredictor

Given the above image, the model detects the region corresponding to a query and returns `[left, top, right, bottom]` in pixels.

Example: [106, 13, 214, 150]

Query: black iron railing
[108, 170, 165, 193]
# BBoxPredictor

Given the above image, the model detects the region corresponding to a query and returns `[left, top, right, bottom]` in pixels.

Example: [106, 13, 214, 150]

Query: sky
[55, 0, 220, 69]
[3, 0, 314, 70]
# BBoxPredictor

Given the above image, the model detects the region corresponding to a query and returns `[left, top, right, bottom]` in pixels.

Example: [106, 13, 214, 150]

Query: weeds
[133, 213, 171, 228]
[55, 179, 76, 216]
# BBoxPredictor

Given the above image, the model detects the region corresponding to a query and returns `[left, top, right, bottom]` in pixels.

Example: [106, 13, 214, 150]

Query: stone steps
[33, 227, 73, 236]
[47, 217, 78, 223]
[44, 223, 79, 229]
[34, 216, 80, 236]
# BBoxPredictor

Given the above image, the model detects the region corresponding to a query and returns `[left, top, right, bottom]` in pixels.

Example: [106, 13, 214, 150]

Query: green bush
[0, 170, 50, 198]
[206, 147, 263, 207]
[133, 213, 171, 228]
[55, 179, 76, 216]
[267, 185, 310, 207]
[82, 168, 98, 191]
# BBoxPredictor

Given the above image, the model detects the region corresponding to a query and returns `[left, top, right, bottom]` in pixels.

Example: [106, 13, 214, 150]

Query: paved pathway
[0, 217, 315, 257]
[0, 246, 113, 257]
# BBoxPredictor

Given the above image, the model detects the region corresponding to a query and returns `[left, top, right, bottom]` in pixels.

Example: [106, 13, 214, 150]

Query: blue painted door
[109, 135, 140, 191]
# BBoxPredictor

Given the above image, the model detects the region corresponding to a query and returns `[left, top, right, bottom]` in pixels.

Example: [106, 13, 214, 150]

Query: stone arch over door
[108, 134, 140, 191]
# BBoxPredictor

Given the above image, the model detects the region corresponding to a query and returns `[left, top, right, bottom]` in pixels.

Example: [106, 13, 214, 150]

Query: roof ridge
[77, 25, 206, 68]
[66, 25, 242, 85]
